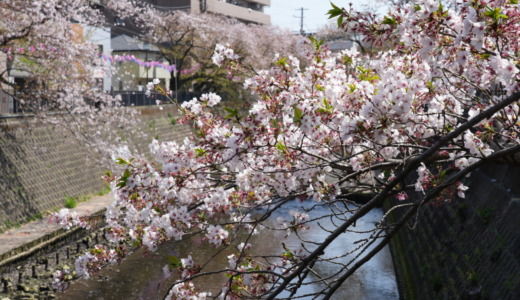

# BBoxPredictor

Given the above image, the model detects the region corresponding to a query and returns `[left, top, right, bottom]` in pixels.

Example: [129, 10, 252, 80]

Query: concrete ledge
[0, 195, 113, 270]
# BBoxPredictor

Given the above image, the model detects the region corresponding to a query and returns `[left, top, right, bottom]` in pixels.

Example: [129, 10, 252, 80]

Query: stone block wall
[388, 164, 520, 300]
[0, 105, 193, 233]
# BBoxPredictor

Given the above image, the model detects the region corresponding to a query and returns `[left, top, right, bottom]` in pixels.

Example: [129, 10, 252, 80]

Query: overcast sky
[265, 1, 386, 34]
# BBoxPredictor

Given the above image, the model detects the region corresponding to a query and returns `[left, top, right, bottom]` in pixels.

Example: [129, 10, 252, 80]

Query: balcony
[206, 0, 271, 25]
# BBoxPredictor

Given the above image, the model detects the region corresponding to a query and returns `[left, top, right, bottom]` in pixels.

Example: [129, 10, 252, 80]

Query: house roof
[327, 40, 354, 52]
[111, 34, 160, 52]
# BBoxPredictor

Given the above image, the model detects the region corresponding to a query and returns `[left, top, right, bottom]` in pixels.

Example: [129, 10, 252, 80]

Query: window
[114, 17, 125, 27]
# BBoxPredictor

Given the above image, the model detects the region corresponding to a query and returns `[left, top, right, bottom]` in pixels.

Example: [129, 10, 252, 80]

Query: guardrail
[113, 91, 203, 107]
[0, 90, 206, 116]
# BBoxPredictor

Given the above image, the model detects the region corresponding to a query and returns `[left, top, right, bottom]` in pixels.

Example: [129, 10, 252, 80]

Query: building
[146, 0, 271, 25]
[111, 34, 171, 92]
[83, 25, 113, 92]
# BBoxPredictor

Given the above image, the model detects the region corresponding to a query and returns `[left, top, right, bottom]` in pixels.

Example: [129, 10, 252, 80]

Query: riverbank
[0, 195, 114, 299]
[0, 105, 192, 299]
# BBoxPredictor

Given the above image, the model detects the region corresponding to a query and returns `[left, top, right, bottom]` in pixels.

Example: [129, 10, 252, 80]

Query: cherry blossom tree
[142, 10, 307, 96]
[0, 0, 147, 152]
[53, 0, 519, 299]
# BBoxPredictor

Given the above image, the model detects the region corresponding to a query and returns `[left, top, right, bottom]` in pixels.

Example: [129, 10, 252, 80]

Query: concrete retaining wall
[388, 164, 520, 300]
[0, 105, 192, 233]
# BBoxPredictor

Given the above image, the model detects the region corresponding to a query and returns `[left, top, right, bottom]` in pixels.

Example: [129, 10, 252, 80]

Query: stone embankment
[0, 196, 112, 300]
[387, 164, 520, 300]
[0, 105, 192, 299]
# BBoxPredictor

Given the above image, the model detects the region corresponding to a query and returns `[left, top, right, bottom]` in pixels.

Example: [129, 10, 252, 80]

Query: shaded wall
[388, 164, 520, 300]
[0, 105, 192, 233]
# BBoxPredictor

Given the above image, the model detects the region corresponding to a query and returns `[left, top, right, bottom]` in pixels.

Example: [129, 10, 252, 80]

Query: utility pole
[295, 7, 308, 36]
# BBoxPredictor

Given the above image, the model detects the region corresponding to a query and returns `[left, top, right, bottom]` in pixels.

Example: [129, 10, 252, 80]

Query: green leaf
[483, 7, 508, 21]
[439, 170, 447, 182]
[510, 0, 518, 4]
[437, 1, 444, 13]
[308, 36, 325, 50]
[315, 84, 325, 92]
[116, 169, 131, 188]
[316, 98, 334, 114]
[224, 107, 239, 120]
[276, 141, 287, 152]
[293, 105, 303, 125]
[426, 81, 436, 92]
[115, 158, 133, 166]
[282, 249, 294, 260]
[343, 55, 353, 66]
[327, 2, 343, 19]
[337, 15, 344, 28]
[194, 148, 206, 157]
[382, 16, 397, 25]
[270, 119, 279, 129]
[323, 98, 333, 110]
[275, 56, 288, 67]
[167, 256, 182, 268]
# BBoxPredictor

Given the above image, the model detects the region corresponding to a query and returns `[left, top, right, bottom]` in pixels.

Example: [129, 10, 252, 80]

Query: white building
[147, 0, 271, 25]
[83, 26, 112, 92]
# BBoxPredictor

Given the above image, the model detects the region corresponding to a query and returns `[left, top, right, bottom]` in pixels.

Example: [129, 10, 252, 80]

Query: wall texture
[0, 106, 192, 233]
[388, 164, 520, 300]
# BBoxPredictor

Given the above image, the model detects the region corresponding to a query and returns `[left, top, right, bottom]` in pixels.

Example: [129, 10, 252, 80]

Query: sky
[265, 1, 385, 34]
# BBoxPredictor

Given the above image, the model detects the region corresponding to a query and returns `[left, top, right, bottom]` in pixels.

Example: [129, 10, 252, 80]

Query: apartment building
[147, 0, 271, 25]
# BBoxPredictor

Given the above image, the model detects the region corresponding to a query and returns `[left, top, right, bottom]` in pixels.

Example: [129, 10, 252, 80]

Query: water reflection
[58, 201, 398, 300]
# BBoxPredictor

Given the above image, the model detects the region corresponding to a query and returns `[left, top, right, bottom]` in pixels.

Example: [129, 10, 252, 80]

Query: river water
[58, 201, 398, 300]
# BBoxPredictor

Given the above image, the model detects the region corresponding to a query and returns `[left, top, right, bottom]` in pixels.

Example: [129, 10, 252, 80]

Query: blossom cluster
[49, 209, 89, 230]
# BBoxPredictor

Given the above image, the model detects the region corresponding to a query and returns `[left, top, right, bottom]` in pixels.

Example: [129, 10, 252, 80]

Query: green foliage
[167, 255, 182, 268]
[342, 54, 353, 66]
[167, 112, 177, 125]
[276, 140, 287, 152]
[308, 36, 325, 50]
[327, 2, 344, 27]
[483, 6, 508, 21]
[64, 196, 77, 209]
[117, 169, 131, 188]
[275, 56, 288, 67]
[194, 148, 207, 157]
[316, 98, 334, 114]
[356, 67, 380, 82]
[115, 158, 134, 166]
[98, 185, 111, 196]
[293, 105, 303, 125]
[382, 16, 398, 26]
[224, 107, 239, 120]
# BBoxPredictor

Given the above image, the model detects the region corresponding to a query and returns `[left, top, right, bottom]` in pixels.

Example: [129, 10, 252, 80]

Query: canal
[58, 201, 399, 299]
